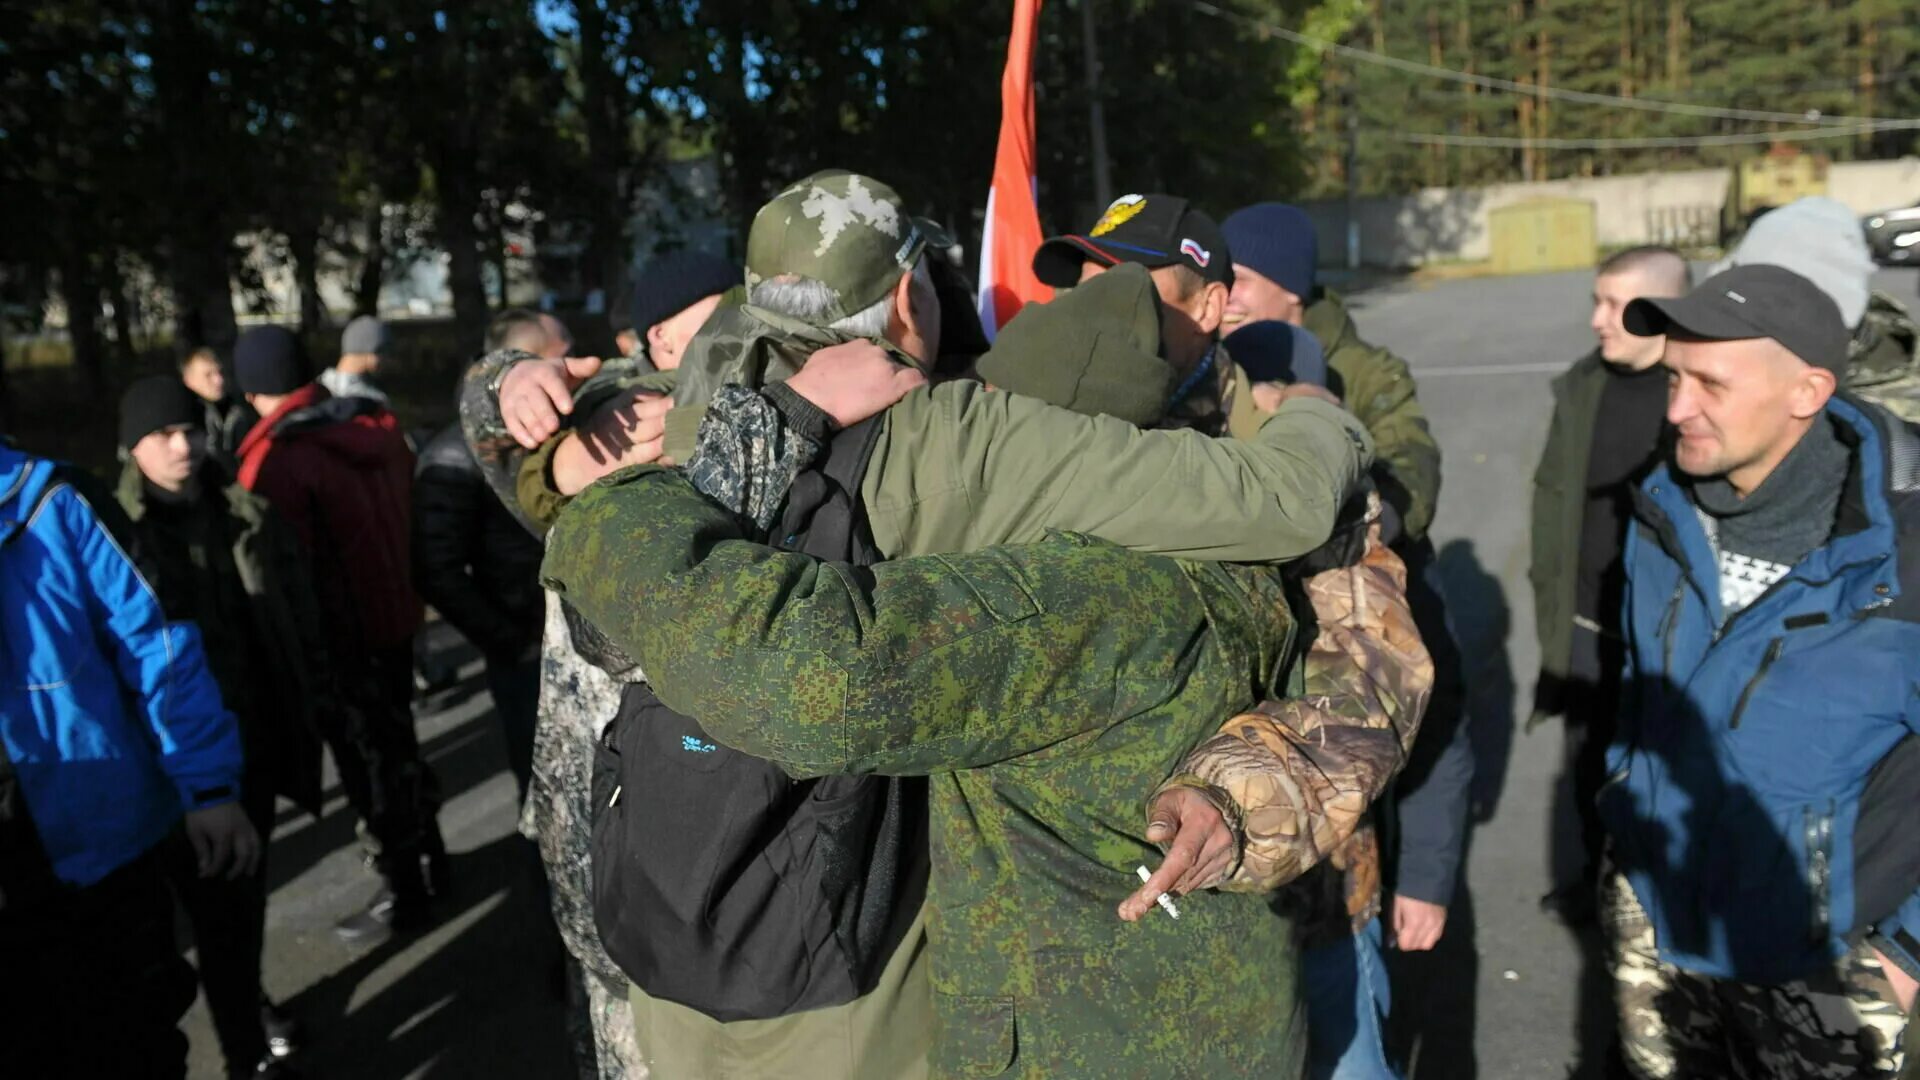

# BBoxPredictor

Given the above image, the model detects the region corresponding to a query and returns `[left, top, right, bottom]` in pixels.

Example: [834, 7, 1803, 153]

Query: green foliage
[1292, 0, 1920, 197]
[4, 0, 1915, 416]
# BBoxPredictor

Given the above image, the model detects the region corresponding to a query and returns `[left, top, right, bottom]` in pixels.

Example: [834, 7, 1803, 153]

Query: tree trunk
[290, 223, 328, 334]
[438, 168, 490, 347]
[1666, 0, 1687, 88]
[574, 0, 630, 301]
[355, 201, 385, 317]
[99, 255, 137, 364]
[60, 254, 107, 393]
[171, 237, 237, 357]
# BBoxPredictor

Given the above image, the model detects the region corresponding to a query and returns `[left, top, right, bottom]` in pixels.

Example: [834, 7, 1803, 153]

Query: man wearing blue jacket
[1605, 264, 1918, 1077]
[0, 442, 255, 1078]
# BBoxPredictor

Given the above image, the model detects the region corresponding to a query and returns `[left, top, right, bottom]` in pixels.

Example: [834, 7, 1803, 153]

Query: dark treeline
[3, 0, 1915, 393]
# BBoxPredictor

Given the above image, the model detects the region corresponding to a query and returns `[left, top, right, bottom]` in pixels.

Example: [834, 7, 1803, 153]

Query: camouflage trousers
[1603, 869, 1908, 1079]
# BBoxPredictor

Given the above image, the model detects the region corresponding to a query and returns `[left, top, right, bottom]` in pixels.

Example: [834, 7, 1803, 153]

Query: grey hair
[749, 257, 929, 340]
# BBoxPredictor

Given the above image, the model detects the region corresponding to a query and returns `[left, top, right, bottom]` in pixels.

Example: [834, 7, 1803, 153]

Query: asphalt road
[183, 264, 1920, 1079]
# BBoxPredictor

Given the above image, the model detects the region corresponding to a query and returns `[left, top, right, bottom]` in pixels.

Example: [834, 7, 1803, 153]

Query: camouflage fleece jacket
[542, 465, 1308, 1079]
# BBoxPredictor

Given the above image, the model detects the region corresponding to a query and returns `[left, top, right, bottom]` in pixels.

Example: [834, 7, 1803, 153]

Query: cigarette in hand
[1135, 865, 1181, 920]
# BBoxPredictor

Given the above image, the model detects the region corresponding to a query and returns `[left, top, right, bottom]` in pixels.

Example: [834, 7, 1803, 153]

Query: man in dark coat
[232, 325, 447, 941]
[117, 375, 327, 1077]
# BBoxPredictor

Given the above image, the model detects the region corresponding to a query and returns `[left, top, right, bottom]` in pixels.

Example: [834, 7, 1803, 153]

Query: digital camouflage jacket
[543, 465, 1309, 1079]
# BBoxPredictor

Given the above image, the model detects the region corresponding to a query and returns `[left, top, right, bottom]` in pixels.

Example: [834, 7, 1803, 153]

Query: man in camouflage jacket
[543, 446, 1425, 1076]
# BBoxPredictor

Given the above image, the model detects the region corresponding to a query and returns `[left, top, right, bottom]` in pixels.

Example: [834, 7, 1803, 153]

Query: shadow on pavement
[282, 832, 573, 1079]
[1434, 540, 1516, 822]
[1389, 854, 1479, 1079]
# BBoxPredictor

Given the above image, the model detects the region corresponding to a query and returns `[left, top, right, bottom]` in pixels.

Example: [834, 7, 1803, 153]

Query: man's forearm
[682, 384, 831, 529]
[1161, 519, 1432, 893]
[459, 348, 547, 534]
[543, 467, 1218, 779]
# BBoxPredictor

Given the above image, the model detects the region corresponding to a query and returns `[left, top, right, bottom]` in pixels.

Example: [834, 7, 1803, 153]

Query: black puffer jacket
[412, 424, 544, 661]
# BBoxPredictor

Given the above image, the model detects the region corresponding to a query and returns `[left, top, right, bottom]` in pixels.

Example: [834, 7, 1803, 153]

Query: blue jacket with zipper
[1605, 396, 1920, 985]
[0, 446, 241, 887]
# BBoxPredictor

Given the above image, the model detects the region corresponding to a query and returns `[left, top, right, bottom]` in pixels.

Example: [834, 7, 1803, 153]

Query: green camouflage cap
[745, 172, 930, 322]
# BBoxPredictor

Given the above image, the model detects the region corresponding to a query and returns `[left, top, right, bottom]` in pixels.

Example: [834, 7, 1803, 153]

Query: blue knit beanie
[1222, 203, 1318, 300]
[1225, 320, 1327, 388]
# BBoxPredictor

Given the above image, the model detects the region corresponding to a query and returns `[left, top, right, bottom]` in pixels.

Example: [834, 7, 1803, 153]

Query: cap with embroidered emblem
[1032, 193, 1234, 289]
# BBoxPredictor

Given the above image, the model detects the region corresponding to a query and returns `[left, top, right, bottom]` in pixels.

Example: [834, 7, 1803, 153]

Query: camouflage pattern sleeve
[1161, 504, 1434, 893]
[542, 467, 1230, 779]
[458, 347, 548, 535]
[683, 385, 824, 530]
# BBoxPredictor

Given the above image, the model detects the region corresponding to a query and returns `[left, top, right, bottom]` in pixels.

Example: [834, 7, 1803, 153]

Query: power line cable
[1385, 123, 1919, 150]
[1188, 0, 1920, 128]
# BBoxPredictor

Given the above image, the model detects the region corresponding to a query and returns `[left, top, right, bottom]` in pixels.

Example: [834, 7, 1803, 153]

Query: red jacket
[237, 383, 423, 651]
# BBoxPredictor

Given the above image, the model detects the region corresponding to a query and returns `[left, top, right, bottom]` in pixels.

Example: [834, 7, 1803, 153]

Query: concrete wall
[1301, 157, 1920, 269]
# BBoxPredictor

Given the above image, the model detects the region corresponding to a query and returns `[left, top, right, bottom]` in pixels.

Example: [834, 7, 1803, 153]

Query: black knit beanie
[629, 251, 738, 337]
[119, 375, 203, 448]
[233, 326, 311, 395]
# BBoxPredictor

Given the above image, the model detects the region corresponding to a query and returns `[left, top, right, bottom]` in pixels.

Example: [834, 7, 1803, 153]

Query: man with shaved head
[1601, 265, 1918, 1076]
[1532, 245, 1693, 920]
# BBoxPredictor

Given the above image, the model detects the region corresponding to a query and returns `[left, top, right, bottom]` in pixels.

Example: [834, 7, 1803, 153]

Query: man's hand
[1251, 381, 1342, 413]
[552, 391, 673, 496]
[1118, 786, 1237, 922]
[1871, 945, 1918, 1012]
[502, 355, 604, 448]
[184, 802, 260, 881]
[786, 341, 926, 429]
[1391, 894, 1448, 952]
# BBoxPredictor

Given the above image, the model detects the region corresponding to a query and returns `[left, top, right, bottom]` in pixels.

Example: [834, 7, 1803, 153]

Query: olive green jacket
[1527, 350, 1610, 728]
[493, 271, 1374, 565]
[1305, 291, 1443, 541]
[543, 466, 1307, 1079]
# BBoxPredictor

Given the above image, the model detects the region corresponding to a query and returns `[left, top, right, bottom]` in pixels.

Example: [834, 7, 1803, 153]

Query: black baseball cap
[1623, 264, 1850, 374]
[1033, 193, 1234, 289]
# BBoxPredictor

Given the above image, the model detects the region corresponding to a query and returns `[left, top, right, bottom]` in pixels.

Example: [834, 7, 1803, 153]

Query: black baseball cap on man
[1623, 264, 1850, 375]
[1033, 193, 1234, 290]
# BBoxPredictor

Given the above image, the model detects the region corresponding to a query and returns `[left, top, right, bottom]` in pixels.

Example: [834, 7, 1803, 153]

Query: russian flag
[976, 0, 1052, 340]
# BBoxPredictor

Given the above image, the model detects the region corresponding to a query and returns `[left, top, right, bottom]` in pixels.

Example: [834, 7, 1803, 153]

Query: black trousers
[171, 781, 278, 1075]
[0, 846, 198, 1080]
[485, 654, 541, 802]
[318, 642, 445, 885]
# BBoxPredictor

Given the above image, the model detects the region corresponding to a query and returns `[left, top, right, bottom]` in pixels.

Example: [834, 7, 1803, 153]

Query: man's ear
[1195, 281, 1230, 336]
[888, 267, 932, 347]
[1792, 365, 1838, 420]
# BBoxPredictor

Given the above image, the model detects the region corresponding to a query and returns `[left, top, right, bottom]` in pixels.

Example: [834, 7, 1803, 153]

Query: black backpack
[587, 417, 929, 1022]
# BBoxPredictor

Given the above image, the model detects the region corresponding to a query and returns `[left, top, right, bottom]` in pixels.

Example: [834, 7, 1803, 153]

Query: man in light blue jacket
[0, 441, 255, 1079]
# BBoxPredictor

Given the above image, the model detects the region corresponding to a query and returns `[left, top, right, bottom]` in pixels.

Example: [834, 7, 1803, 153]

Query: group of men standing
[6, 165, 1917, 1080]
[449, 173, 1473, 1078]
[1532, 198, 1920, 1077]
[2, 313, 455, 1078]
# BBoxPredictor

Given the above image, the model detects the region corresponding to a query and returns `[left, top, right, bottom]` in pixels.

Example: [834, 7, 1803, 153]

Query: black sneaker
[261, 998, 302, 1060]
[1539, 879, 1598, 927]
